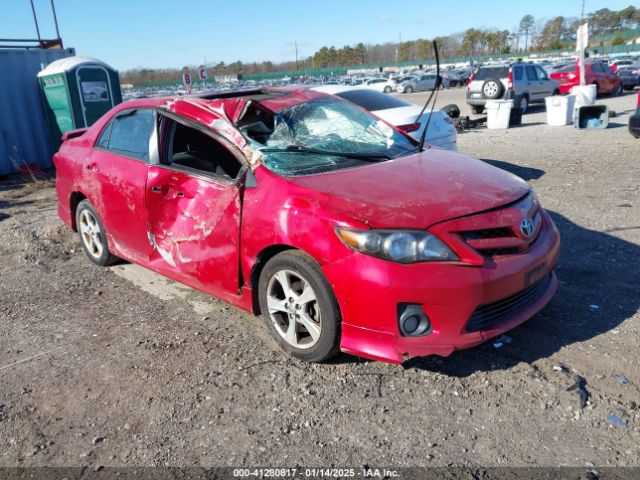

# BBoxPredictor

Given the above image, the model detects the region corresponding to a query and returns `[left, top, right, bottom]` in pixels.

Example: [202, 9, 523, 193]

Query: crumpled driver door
[145, 166, 242, 299]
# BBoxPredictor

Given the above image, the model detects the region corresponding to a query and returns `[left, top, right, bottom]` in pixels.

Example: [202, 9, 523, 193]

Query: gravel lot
[0, 88, 639, 471]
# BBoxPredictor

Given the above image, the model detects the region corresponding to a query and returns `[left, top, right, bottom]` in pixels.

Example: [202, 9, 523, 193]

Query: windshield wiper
[260, 145, 391, 161]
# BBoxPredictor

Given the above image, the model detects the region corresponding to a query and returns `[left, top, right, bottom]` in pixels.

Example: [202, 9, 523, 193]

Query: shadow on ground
[481, 159, 545, 181]
[403, 210, 640, 375]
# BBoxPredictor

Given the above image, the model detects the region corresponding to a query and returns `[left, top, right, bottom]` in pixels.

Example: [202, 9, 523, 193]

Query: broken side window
[160, 117, 243, 180]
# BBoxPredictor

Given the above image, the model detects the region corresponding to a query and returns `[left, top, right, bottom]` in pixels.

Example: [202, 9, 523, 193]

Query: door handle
[85, 163, 98, 172]
[175, 191, 184, 198]
[150, 186, 162, 193]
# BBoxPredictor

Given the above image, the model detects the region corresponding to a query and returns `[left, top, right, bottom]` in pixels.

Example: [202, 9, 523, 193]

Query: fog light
[398, 304, 431, 337]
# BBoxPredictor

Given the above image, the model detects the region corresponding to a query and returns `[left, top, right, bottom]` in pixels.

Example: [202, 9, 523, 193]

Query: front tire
[405, 85, 414, 93]
[76, 199, 118, 266]
[258, 251, 341, 362]
[383, 86, 392, 93]
[472, 105, 484, 115]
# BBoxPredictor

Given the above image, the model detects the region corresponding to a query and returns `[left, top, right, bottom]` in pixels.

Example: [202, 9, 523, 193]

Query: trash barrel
[545, 95, 577, 126]
[574, 105, 609, 129]
[486, 100, 513, 129]
[570, 84, 597, 108]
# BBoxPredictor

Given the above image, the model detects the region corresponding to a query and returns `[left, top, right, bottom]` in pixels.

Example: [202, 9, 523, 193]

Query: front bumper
[324, 209, 560, 364]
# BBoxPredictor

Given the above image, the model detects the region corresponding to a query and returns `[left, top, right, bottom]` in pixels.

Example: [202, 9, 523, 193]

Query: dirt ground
[0, 88, 639, 471]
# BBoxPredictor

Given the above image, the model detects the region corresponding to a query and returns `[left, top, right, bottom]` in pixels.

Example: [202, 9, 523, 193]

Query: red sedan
[54, 88, 560, 364]
[550, 61, 623, 95]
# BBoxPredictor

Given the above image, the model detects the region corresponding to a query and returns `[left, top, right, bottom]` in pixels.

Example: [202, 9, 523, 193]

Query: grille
[465, 273, 552, 333]
[460, 227, 514, 241]
[479, 247, 519, 257]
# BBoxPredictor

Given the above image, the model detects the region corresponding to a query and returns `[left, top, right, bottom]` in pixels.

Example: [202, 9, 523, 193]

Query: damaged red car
[54, 88, 560, 364]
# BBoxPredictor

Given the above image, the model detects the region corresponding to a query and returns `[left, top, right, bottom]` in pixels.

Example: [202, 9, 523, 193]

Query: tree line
[121, 5, 640, 85]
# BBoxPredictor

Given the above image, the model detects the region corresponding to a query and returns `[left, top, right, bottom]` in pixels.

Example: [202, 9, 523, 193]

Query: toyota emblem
[520, 218, 534, 237]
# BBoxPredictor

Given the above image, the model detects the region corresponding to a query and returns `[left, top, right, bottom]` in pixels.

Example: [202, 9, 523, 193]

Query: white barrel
[486, 100, 513, 129]
[545, 95, 577, 126]
[570, 84, 597, 107]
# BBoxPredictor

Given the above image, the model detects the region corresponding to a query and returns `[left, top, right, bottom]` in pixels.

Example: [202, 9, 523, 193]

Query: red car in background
[550, 61, 623, 95]
[54, 88, 560, 365]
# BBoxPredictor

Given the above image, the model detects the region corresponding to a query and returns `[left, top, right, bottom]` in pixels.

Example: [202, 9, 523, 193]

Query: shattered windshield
[241, 96, 417, 176]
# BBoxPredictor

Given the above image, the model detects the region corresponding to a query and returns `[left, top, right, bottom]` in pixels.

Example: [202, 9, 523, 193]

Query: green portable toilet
[37, 56, 122, 150]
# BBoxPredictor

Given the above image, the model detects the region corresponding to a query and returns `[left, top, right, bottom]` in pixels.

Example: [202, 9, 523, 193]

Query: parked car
[546, 62, 573, 73]
[466, 62, 560, 114]
[54, 87, 559, 365]
[397, 73, 446, 93]
[382, 75, 416, 93]
[312, 85, 457, 150]
[549, 62, 623, 96]
[630, 92, 640, 138]
[617, 66, 640, 91]
[609, 59, 634, 73]
[362, 77, 389, 92]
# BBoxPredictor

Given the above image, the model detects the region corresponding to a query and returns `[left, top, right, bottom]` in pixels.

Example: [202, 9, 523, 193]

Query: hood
[288, 150, 530, 229]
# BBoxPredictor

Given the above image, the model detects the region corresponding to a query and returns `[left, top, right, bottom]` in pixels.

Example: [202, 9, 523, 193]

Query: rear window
[473, 67, 510, 81]
[558, 64, 577, 73]
[336, 89, 411, 111]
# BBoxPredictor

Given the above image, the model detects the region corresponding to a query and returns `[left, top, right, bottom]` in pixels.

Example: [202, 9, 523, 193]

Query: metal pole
[579, 0, 587, 86]
[29, 0, 42, 42]
[50, 0, 63, 46]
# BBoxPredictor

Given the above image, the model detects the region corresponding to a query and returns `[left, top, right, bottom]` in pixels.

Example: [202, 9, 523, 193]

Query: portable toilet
[37, 56, 122, 150]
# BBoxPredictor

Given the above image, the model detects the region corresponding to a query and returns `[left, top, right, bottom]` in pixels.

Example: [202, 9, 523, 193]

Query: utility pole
[204, 56, 207, 89]
[295, 41, 299, 70]
[578, 0, 587, 86]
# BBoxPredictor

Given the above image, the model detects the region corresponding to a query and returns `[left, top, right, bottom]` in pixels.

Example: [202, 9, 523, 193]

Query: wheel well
[69, 192, 87, 231]
[249, 244, 297, 314]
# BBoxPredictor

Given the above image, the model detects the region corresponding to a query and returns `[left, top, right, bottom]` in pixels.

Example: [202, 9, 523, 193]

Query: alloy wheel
[79, 209, 104, 259]
[266, 269, 321, 349]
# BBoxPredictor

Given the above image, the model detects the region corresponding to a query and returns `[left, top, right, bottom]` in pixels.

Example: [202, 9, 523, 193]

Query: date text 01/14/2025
[232, 468, 400, 478]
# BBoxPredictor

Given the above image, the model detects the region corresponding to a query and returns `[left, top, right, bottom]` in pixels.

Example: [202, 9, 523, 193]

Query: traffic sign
[182, 72, 192, 94]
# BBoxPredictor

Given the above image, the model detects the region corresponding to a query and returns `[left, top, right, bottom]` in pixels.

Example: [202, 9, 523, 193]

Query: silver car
[397, 74, 440, 93]
[466, 62, 560, 114]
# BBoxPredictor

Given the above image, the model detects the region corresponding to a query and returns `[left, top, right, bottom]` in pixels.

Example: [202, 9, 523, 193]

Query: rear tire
[383, 86, 392, 93]
[612, 84, 623, 96]
[258, 251, 341, 363]
[405, 85, 414, 93]
[75, 200, 118, 267]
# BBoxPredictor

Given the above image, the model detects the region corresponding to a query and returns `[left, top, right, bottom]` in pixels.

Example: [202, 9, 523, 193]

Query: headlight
[336, 228, 458, 264]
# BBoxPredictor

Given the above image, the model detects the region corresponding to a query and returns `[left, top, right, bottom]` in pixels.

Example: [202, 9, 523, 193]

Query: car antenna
[416, 40, 441, 152]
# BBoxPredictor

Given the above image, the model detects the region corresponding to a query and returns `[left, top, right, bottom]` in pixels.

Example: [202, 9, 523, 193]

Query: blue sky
[3, 0, 636, 70]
